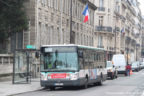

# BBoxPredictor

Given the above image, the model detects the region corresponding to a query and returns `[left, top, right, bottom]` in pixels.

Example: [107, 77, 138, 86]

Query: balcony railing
[98, 7, 105, 11]
[114, 27, 120, 32]
[95, 26, 112, 32]
[136, 44, 140, 47]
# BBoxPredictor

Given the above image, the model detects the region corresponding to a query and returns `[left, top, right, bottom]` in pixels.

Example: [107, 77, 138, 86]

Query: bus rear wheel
[83, 78, 88, 89]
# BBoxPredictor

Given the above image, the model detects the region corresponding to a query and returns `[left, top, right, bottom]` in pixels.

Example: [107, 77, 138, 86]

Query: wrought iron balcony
[98, 7, 105, 11]
[95, 26, 112, 32]
[113, 27, 120, 32]
[136, 43, 140, 48]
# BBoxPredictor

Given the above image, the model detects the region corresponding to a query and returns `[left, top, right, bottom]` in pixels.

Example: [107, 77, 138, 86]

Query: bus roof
[41, 44, 105, 51]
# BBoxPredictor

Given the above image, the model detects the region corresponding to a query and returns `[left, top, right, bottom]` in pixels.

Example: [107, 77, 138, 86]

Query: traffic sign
[26, 45, 36, 49]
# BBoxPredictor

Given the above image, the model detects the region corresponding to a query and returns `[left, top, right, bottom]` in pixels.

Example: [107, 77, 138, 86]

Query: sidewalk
[0, 78, 42, 96]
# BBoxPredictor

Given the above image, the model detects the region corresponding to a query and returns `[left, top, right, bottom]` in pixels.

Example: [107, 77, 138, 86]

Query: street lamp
[127, 47, 129, 65]
[115, 26, 117, 54]
[126, 36, 130, 65]
[114, 15, 118, 54]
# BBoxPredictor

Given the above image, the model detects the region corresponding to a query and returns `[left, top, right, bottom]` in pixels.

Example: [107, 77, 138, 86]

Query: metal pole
[28, 20, 31, 45]
[26, 52, 29, 83]
[115, 16, 117, 54]
[70, 0, 73, 44]
[12, 51, 16, 84]
[136, 46, 137, 61]
[127, 46, 129, 65]
[115, 26, 117, 54]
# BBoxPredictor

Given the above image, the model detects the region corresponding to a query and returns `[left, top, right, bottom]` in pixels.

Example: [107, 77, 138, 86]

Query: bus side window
[79, 58, 84, 69]
[78, 51, 83, 58]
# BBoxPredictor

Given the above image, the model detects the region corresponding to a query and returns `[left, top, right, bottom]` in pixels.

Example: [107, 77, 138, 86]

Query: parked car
[140, 62, 144, 69]
[131, 61, 140, 72]
[106, 61, 118, 79]
[112, 54, 126, 75]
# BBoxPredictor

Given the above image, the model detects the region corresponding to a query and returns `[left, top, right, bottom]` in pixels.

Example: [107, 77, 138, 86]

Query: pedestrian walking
[126, 64, 131, 76]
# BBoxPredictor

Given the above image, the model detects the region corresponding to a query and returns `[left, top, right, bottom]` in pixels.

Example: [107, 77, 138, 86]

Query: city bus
[40, 44, 107, 90]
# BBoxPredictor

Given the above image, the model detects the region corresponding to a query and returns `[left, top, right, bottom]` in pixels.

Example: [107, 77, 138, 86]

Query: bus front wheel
[98, 74, 103, 85]
[49, 87, 55, 90]
[83, 78, 88, 89]
[98, 79, 103, 85]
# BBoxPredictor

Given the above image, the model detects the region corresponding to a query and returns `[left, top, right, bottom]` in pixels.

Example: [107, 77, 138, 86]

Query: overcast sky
[138, 0, 144, 16]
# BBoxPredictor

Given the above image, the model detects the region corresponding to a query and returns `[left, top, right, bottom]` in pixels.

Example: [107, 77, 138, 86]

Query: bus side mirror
[78, 51, 83, 58]
[35, 51, 40, 58]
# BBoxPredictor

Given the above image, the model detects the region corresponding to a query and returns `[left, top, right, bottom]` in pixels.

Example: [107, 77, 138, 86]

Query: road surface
[14, 70, 144, 96]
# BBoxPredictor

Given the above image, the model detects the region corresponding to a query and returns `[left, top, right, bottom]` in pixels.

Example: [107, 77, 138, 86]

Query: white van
[112, 54, 126, 74]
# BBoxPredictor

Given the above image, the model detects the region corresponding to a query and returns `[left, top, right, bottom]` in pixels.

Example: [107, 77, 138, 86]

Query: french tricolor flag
[82, 4, 89, 23]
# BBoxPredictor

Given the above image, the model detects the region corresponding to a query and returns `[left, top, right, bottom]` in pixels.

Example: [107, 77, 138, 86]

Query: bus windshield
[41, 52, 78, 72]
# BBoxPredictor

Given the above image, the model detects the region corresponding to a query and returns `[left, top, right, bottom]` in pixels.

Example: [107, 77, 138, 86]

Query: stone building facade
[23, 0, 97, 49]
[1, 0, 144, 76]
[94, 0, 142, 62]
[0, 0, 97, 78]
[94, 0, 115, 60]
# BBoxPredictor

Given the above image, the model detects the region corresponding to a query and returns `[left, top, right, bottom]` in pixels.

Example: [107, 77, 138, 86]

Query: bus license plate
[54, 83, 63, 86]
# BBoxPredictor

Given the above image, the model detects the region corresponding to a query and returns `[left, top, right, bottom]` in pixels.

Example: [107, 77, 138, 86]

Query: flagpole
[70, 0, 73, 44]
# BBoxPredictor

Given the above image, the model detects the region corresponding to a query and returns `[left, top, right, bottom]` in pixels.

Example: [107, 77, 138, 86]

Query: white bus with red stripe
[40, 45, 107, 90]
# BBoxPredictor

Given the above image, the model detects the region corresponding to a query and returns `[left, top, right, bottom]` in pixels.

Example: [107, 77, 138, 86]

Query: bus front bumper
[41, 79, 84, 87]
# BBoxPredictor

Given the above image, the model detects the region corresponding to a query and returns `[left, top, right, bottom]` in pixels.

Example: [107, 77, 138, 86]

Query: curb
[7, 88, 42, 96]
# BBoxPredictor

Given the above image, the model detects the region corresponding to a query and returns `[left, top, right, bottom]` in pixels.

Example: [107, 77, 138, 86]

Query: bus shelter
[13, 49, 39, 84]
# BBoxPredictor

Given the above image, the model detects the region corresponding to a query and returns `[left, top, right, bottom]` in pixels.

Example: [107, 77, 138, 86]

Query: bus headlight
[41, 74, 44, 80]
[70, 73, 79, 80]
[47, 74, 51, 79]
[41, 73, 47, 81]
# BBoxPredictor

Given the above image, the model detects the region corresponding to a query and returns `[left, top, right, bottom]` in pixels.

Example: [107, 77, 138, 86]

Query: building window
[66, 19, 69, 27]
[77, 23, 79, 31]
[99, 16, 104, 26]
[77, 33, 79, 44]
[51, 13, 54, 22]
[57, 27, 60, 44]
[98, 36, 103, 48]
[47, 26, 50, 44]
[50, 26, 54, 44]
[44, 0, 47, 6]
[99, 0, 104, 7]
[47, 0, 50, 7]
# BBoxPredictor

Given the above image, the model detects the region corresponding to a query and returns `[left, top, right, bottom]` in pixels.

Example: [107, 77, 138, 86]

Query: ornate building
[94, 0, 142, 62]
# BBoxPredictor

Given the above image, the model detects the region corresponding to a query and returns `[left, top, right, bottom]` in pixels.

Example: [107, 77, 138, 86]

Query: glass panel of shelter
[13, 50, 30, 84]
[13, 49, 38, 84]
